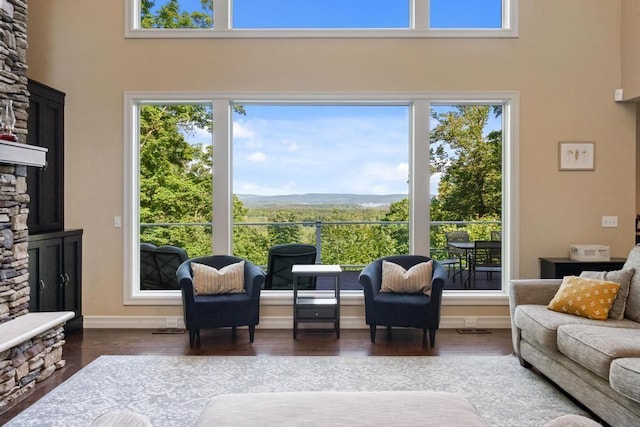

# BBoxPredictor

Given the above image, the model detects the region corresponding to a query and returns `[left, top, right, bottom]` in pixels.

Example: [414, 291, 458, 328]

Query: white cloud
[233, 121, 255, 139]
[248, 151, 266, 162]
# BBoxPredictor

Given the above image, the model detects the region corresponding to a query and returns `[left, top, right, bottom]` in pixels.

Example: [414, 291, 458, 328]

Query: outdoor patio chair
[140, 243, 189, 290]
[264, 243, 317, 290]
[430, 248, 461, 282]
[468, 240, 501, 288]
[445, 230, 470, 282]
[358, 255, 446, 348]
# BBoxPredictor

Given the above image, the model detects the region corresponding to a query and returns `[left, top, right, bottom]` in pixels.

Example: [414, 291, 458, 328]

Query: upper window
[430, 0, 503, 29]
[126, 0, 518, 37]
[232, 0, 410, 29]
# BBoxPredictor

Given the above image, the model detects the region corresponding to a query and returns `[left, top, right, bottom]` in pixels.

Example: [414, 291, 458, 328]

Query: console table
[539, 257, 626, 279]
[292, 264, 341, 339]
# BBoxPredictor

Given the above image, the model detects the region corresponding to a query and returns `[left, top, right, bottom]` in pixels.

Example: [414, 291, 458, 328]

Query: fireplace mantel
[0, 140, 47, 167]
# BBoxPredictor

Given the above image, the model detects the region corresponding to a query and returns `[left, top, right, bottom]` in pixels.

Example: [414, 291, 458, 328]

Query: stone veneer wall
[0, 0, 69, 415]
[0, 326, 66, 413]
[0, 0, 30, 325]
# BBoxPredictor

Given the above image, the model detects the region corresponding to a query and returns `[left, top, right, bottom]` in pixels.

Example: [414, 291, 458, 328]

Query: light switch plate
[602, 216, 618, 227]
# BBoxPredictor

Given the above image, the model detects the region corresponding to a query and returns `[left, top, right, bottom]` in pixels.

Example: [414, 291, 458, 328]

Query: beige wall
[622, 0, 640, 101]
[25, 0, 637, 324]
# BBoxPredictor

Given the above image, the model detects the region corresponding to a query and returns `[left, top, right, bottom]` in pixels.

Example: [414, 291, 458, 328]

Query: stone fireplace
[0, 0, 72, 414]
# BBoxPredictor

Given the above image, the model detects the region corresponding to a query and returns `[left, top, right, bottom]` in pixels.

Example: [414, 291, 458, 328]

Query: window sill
[123, 289, 508, 306]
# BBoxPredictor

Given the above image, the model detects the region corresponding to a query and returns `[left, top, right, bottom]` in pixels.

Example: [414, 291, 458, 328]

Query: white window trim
[123, 91, 519, 306]
[125, 0, 518, 39]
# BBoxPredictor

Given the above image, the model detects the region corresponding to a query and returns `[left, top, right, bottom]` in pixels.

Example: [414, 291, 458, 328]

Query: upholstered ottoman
[195, 390, 489, 426]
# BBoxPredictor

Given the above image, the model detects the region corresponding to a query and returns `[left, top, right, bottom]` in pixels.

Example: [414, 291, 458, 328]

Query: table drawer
[297, 307, 336, 320]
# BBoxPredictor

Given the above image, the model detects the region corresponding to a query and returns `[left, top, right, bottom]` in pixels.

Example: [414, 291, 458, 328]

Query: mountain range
[237, 193, 407, 207]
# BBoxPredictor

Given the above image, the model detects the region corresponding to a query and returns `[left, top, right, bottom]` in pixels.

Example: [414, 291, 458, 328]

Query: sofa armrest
[509, 279, 562, 307]
[508, 279, 562, 357]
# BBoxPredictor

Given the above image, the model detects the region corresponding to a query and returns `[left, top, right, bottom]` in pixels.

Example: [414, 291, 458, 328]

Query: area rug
[7, 355, 590, 426]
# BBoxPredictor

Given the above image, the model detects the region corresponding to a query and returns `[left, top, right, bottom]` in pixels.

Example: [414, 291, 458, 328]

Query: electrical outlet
[602, 216, 618, 228]
[464, 318, 477, 328]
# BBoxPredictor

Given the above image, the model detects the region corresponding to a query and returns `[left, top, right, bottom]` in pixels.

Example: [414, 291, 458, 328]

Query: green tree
[141, 0, 213, 29]
[139, 104, 213, 256]
[268, 211, 301, 245]
[430, 106, 502, 221]
[381, 198, 409, 254]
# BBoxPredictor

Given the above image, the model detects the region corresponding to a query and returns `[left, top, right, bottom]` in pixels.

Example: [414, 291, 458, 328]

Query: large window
[124, 92, 518, 305]
[231, 104, 410, 270]
[126, 0, 518, 37]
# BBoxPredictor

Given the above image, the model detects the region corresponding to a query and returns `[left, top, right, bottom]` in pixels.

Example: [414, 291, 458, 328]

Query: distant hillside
[237, 193, 407, 208]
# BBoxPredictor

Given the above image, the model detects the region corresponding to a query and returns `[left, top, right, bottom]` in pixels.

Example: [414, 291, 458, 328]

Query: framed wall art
[559, 141, 594, 171]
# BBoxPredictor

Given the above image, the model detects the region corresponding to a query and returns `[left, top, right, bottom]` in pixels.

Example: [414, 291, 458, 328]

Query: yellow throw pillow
[192, 261, 245, 295]
[381, 260, 433, 295]
[547, 276, 620, 320]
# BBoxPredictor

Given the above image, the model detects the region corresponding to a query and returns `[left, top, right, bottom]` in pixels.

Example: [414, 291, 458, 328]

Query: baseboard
[83, 315, 511, 330]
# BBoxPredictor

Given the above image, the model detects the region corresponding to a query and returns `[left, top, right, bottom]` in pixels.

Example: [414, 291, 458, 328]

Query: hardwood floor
[1, 327, 513, 423]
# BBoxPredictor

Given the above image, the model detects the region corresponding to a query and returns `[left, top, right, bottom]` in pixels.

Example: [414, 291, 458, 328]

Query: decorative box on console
[569, 245, 610, 262]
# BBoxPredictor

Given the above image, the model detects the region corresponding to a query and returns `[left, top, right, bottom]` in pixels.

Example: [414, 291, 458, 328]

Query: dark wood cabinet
[25, 80, 82, 332]
[28, 230, 83, 332]
[539, 257, 627, 279]
[26, 79, 65, 234]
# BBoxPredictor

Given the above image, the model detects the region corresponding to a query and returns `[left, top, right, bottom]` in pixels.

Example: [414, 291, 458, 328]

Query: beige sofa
[509, 246, 640, 426]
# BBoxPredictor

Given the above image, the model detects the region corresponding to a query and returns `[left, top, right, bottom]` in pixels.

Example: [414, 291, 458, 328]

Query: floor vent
[456, 328, 491, 334]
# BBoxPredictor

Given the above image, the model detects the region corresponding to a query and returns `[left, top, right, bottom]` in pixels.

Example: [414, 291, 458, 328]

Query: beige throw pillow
[580, 268, 634, 320]
[381, 260, 433, 295]
[192, 261, 245, 295]
[547, 276, 620, 320]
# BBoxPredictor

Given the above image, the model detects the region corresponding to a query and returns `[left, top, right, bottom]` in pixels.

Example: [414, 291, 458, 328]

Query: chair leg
[429, 329, 436, 348]
[189, 329, 196, 348]
[189, 329, 200, 349]
[249, 325, 255, 343]
[370, 325, 377, 343]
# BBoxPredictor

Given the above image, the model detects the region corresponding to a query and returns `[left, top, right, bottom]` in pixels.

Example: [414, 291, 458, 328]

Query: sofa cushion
[557, 325, 640, 380]
[514, 305, 638, 352]
[580, 269, 634, 320]
[622, 245, 640, 322]
[547, 276, 620, 320]
[610, 358, 640, 404]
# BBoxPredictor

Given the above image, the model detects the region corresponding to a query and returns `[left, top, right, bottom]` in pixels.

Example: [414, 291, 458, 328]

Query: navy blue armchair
[358, 255, 446, 348]
[177, 255, 264, 348]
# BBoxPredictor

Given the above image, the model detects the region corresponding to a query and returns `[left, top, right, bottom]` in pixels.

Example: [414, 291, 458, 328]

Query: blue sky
[170, 0, 502, 29]
[232, 105, 410, 196]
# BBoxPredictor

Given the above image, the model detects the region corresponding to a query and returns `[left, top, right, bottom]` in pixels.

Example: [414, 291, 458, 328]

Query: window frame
[125, 0, 519, 38]
[123, 91, 519, 307]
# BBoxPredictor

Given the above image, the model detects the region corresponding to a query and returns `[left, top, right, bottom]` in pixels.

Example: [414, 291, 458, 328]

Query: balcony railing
[140, 220, 501, 290]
